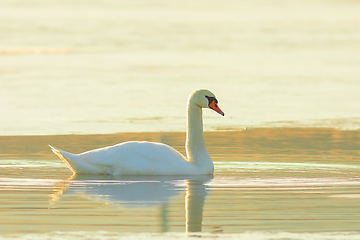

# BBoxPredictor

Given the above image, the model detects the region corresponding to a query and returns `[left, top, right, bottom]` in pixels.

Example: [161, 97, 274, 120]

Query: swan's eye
[205, 96, 217, 106]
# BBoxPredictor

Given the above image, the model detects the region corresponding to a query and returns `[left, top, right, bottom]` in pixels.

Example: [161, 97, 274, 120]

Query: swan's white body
[50, 89, 224, 176]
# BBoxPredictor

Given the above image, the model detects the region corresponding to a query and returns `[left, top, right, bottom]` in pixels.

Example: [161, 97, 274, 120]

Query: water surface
[1, 129, 360, 239]
[1, 0, 360, 135]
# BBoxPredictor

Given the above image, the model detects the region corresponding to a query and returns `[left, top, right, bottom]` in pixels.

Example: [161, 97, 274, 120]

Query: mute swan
[49, 89, 224, 175]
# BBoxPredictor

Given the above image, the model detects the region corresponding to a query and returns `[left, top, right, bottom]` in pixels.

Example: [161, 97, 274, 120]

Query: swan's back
[78, 141, 197, 175]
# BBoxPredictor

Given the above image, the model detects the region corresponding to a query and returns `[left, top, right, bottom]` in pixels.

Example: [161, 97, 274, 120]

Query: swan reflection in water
[51, 175, 213, 232]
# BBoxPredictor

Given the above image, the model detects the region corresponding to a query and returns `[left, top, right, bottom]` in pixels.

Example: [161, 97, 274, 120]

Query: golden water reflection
[50, 175, 212, 233]
[1, 128, 360, 234]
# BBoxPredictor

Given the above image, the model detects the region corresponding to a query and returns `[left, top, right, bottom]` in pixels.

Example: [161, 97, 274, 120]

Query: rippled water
[1, 129, 360, 239]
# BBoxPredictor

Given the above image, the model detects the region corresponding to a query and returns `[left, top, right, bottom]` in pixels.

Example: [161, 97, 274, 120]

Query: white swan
[49, 89, 224, 175]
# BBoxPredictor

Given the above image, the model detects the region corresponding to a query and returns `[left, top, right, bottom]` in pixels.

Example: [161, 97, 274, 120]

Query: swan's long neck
[185, 101, 213, 173]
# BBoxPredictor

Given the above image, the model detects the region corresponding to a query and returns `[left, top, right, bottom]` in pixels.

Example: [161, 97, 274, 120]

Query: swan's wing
[78, 141, 187, 167]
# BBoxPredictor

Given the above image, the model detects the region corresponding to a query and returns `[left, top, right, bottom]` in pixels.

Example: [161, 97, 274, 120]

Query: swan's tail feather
[49, 145, 80, 174]
[49, 145, 110, 175]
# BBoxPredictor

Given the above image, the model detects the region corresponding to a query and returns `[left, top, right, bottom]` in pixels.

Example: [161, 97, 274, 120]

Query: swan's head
[189, 89, 225, 116]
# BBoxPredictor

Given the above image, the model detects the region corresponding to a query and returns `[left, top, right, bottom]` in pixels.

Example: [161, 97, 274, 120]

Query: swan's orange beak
[209, 101, 225, 116]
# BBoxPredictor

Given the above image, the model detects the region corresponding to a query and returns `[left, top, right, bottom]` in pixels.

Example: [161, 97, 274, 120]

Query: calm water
[1, 129, 360, 239]
[1, 0, 360, 135]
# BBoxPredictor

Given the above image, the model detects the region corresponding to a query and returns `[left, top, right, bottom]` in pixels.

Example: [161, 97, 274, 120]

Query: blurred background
[2, 2, 360, 237]
[1, 0, 360, 135]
